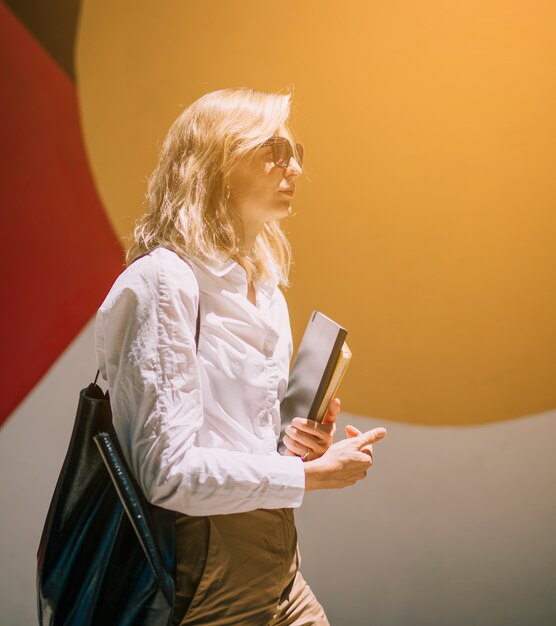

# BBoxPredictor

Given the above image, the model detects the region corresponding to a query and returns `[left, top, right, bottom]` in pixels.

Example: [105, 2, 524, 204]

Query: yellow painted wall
[77, 0, 556, 425]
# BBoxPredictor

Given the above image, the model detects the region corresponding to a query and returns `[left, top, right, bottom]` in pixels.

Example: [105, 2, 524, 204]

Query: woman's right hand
[303, 426, 387, 491]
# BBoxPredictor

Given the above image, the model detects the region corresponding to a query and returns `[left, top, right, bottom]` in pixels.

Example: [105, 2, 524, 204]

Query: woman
[95, 88, 387, 625]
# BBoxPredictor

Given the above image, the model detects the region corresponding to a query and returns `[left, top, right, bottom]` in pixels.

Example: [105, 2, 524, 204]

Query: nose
[286, 156, 302, 179]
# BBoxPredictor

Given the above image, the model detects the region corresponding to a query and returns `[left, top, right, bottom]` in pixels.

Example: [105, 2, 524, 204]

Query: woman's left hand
[283, 398, 340, 461]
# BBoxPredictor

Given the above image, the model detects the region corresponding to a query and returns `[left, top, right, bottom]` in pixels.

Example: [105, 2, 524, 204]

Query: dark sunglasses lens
[266, 138, 303, 168]
[272, 140, 290, 168]
[295, 143, 304, 166]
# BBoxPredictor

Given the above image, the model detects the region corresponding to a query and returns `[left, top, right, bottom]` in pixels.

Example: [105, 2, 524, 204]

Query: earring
[225, 184, 231, 201]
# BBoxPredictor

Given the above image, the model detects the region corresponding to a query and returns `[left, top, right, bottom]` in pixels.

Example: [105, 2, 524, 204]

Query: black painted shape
[3, 0, 81, 80]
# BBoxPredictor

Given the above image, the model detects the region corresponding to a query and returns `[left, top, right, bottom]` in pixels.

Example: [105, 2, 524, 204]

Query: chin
[265, 201, 292, 220]
[277, 204, 293, 219]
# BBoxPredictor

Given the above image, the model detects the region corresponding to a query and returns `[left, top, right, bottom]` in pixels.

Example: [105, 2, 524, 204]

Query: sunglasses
[260, 136, 304, 169]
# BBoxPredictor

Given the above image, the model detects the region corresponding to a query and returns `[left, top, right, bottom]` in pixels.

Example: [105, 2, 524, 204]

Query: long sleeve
[95, 249, 305, 516]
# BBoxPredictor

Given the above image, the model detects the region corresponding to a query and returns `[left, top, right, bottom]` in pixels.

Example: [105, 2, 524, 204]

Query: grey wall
[1, 319, 555, 625]
[296, 411, 556, 625]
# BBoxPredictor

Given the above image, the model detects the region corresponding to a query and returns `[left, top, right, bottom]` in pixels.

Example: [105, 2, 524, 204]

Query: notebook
[281, 311, 351, 425]
[314, 341, 352, 422]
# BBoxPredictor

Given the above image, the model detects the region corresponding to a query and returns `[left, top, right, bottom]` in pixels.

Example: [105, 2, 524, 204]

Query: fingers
[355, 450, 374, 466]
[284, 426, 330, 459]
[351, 451, 373, 477]
[345, 427, 374, 457]
[361, 444, 373, 461]
[345, 424, 361, 438]
[283, 432, 311, 458]
[355, 427, 387, 448]
[286, 412, 339, 461]
[291, 418, 335, 443]
[322, 397, 341, 424]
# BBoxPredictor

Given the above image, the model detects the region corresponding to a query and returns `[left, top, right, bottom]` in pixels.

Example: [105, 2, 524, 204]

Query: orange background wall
[1, 2, 555, 624]
[77, 0, 556, 426]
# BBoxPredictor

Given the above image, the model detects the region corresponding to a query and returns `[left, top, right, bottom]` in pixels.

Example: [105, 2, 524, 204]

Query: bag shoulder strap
[128, 245, 201, 351]
[95, 247, 201, 383]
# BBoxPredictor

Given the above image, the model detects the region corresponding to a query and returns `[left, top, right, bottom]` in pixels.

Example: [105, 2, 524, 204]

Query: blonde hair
[126, 88, 298, 286]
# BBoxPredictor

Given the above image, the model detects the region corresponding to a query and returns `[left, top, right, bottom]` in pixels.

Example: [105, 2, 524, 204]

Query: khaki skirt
[173, 508, 329, 626]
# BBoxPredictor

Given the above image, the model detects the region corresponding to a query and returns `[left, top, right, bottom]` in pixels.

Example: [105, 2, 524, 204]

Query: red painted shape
[0, 3, 124, 424]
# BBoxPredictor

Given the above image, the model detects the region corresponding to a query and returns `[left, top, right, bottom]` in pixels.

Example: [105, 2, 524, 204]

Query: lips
[280, 187, 295, 197]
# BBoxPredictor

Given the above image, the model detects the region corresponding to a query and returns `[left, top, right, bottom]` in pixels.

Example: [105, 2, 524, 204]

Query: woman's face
[226, 129, 303, 239]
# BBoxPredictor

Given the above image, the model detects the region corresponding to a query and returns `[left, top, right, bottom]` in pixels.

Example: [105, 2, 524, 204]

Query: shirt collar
[193, 252, 238, 278]
[254, 269, 279, 300]
[193, 252, 279, 300]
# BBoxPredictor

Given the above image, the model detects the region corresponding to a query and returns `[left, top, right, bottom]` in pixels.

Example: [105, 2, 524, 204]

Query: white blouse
[95, 247, 305, 516]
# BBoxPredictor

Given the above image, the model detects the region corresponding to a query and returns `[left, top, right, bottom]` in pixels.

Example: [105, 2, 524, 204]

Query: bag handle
[94, 431, 175, 607]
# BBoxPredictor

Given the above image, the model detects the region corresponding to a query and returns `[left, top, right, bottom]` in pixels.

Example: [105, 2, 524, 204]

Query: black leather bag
[36, 381, 176, 626]
[37, 249, 200, 625]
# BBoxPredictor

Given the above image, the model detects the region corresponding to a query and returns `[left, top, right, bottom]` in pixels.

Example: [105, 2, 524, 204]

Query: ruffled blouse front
[95, 247, 305, 516]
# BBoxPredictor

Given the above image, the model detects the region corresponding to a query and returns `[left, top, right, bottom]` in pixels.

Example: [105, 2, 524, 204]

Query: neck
[239, 232, 258, 251]
[233, 216, 262, 251]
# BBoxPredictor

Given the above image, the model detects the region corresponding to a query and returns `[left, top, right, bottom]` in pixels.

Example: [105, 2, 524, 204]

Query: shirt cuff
[260, 454, 306, 509]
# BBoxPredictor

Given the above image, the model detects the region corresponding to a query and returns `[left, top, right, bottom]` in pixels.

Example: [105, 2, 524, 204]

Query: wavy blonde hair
[126, 88, 298, 286]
